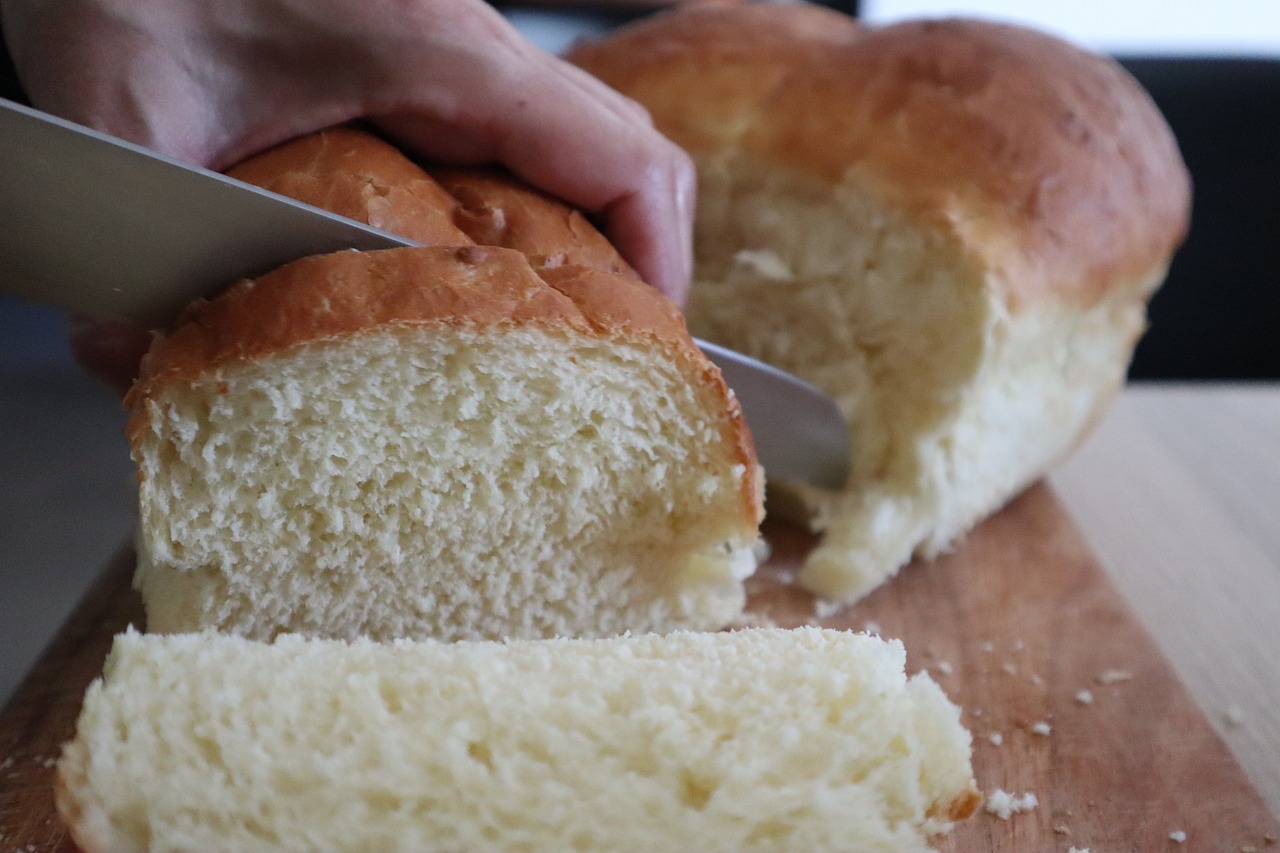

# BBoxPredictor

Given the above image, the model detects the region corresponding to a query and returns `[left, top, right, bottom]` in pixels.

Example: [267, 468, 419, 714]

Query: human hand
[2, 0, 694, 392]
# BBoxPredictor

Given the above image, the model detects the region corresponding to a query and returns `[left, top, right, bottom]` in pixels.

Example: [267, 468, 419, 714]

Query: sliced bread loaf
[127, 130, 762, 641]
[569, 8, 1191, 602]
[57, 627, 980, 853]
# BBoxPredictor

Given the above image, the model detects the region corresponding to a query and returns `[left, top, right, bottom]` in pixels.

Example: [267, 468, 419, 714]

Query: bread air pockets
[127, 130, 763, 642]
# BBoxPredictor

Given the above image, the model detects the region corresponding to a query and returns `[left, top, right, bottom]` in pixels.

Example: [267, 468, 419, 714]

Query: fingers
[489, 70, 696, 304]
[12, 0, 697, 304]
[376, 43, 696, 304]
[595, 153, 696, 306]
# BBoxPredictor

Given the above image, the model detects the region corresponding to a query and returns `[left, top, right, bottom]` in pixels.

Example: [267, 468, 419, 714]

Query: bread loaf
[127, 128, 762, 641]
[57, 627, 980, 853]
[569, 6, 1191, 602]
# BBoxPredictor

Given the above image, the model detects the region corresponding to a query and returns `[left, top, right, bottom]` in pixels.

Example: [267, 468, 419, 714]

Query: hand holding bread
[4, 0, 694, 389]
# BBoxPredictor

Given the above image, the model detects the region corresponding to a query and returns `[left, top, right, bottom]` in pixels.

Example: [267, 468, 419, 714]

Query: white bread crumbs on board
[1097, 668, 1134, 684]
[728, 612, 778, 630]
[1224, 703, 1246, 728]
[934, 660, 954, 676]
[1076, 689, 1094, 705]
[1068, 846, 1091, 853]
[813, 598, 843, 620]
[1169, 830, 1187, 842]
[1030, 721, 1052, 736]
[1002, 661, 1018, 675]
[863, 620, 882, 636]
[980, 640, 994, 653]
[988, 732, 1004, 746]
[984, 789, 1038, 819]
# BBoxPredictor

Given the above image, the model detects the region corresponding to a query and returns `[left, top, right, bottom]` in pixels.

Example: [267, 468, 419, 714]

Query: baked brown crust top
[130, 245, 693, 395]
[225, 126, 471, 246]
[568, 6, 1192, 309]
[429, 167, 642, 281]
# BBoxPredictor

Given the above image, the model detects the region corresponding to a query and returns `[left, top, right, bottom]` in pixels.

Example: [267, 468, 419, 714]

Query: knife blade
[0, 98, 850, 488]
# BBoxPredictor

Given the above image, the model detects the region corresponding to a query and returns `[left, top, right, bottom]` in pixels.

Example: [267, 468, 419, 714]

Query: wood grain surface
[1, 483, 1277, 852]
[1053, 383, 1280, 813]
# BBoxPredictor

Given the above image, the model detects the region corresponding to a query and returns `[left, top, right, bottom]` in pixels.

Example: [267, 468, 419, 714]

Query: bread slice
[56, 627, 980, 853]
[127, 242, 761, 641]
[569, 8, 1191, 602]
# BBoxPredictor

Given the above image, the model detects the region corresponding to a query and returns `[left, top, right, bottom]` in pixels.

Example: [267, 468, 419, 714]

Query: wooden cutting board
[1, 482, 1277, 851]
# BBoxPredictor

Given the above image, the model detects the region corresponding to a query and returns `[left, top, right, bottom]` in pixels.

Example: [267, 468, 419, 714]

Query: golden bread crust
[227, 126, 641, 279]
[225, 126, 471, 246]
[568, 7, 1191, 309]
[429, 167, 642, 280]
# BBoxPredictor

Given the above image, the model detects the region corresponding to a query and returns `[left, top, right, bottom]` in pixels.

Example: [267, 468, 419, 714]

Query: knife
[0, 98, 850, 489]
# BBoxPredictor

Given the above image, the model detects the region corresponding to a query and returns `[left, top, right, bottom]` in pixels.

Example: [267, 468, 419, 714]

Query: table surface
[1050, 382, 1280, 816]
[1, 367, 1277, 819]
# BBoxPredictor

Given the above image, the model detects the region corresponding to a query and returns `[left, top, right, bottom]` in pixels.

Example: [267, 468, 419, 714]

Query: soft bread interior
[133, 324, 757, 641]
[57, 628, 979, 853]
[565, 8, 1189, 603]
[689, 167, 1153, 600]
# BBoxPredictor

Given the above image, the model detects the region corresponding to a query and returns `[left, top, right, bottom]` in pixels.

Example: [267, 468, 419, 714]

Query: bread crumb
[1169, 830, 1187, 842]
[971, 707, 984, 717]
[1054, 824, 1071, 835]
[863, 620, 882, 636]
[934, 660, 954, 676]
[1068, 846, 1090, 853]
[733, 248, 793, 281]
[1224, 703, 1246, 728]
[980, 640, 994, 653]
[1097, 668, 1134, 685]
[1264, 832, 1278, 844]
[771, 567, 799, 585]
[1029, 673, 1044, 686]
[813, 598, 843, 620]
[1001, 661, 1018, 675]
[1013, 638, 1025, 651]
[1030, 721, 1052, 736]
[988, 732, 1004, 746]
[1076, 689, 1094, 705]
[728, 611, 778, 630]
[984, 789, 1038, 820]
